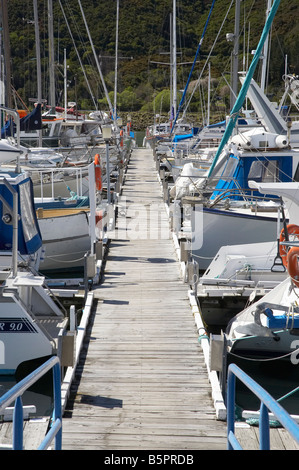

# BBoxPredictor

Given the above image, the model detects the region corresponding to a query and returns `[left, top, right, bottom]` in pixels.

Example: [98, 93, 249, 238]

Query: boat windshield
[19, 180, 39, 243]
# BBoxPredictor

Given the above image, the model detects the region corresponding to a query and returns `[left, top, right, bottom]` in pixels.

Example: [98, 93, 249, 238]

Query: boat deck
[61, 148, 228, 450]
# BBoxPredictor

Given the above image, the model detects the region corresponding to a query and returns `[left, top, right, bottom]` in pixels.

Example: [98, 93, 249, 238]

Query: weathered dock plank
[62, 148, 228, 450]
[0, 418, 50, 450]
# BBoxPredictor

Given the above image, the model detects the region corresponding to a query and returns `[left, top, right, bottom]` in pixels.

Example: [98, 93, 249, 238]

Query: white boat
[1, 157, 105, 277]
[196, 240, 287, 328]
[17, 106, 109, 148]
[0, 138, 24, 164]
[184, 128, 299, 271]
[168, 0, 291, 276]
[37, 206, 95, 273]
[209, 181, 299, 416]
[34, 161, 105, 275]
[144, 119, 193, 148]
[0, 168, 72, 375]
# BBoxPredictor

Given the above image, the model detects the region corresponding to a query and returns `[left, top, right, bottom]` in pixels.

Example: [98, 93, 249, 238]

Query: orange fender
[287, 246, 299, 288]
[94, 154, 102, 191]
[279, 224, 299, 267]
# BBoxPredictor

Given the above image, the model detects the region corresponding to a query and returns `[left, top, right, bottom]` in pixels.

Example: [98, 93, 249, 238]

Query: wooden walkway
[61, 148, 228, 450]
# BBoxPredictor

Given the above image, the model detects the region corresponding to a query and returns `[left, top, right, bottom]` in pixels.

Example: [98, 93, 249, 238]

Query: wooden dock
[61, 148, 228, 450]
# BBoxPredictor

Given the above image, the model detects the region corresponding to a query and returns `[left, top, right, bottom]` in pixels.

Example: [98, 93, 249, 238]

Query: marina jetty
[61, 147, 227, 450]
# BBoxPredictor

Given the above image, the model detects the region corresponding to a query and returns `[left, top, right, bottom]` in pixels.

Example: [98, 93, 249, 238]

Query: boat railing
[28, 163, 90, 200]
[0, 356, 62, 450]
[173, 173, 278, 206]
[227, 363, 299, 450]
[208, 187, 279, 208]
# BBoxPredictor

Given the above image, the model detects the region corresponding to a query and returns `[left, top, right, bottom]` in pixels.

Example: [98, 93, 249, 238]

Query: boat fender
[279, 224, 299, 267]
[95, 210, 103, 227]
[287, 246, 299, 289]
[94, 154, 102, 191]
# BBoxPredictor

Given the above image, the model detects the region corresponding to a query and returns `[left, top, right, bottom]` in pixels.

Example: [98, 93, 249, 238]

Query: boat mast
[207, 62, 211, 126]
[114, 0, 119, 123]
[33, 0, 42, 146]
[170, 13, 173, 114]
[64, 48, 67, 120]
[260, 0, 272, 93]
[231, 0, 240, 109]
[48, 0, 55, 113]
[1, 0, 12, 109]
[172, 0, 177, 118]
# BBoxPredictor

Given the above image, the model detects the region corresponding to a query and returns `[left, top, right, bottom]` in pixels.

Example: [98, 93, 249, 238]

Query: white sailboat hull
[0, 272, 68, 375]
[191, 207, 278, 271]
[197, 240, 286, 327]
[38, 210, 91, 272]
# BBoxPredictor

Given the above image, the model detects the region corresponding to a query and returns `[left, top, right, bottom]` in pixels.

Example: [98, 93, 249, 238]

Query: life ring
[279, 224, 299, 267]
[287, 246, 299, 288]
[94, 154, 102, 191]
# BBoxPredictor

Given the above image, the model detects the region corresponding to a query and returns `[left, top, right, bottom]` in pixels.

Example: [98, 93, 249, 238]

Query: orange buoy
[94, 154, 102, 191]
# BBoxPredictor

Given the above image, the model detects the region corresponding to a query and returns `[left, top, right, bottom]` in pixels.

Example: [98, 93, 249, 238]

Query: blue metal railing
[0, 356, 62, 450]
[227, 363, 299, 450]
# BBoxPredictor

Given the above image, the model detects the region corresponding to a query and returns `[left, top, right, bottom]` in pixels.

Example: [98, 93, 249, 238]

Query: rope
[229, 346, 297, 363]
[245, 380, 299, 428]
[43, 253, 87, 264]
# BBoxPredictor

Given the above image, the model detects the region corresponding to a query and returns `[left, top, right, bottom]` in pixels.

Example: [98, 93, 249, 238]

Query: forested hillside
[5, 0, 299, 125]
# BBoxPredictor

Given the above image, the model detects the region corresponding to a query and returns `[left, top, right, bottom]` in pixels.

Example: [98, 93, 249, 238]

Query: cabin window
[248, 161, 263, 180]
[263, 160, 279, 182]
[219, 155, 239, 178]
[248, 160, 279, 183]
[54, 123, 61, 135]
[42, 125, 51, 137]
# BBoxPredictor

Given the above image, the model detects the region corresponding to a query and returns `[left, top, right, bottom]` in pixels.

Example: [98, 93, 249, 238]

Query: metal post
[53, 361, 62, 450]
[12, 188, 18, 277]
[106, 141, 111, 204]
[226, 369, 236, 450]
[259, 403, 270, 450]
[12, 396, 23, 450]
